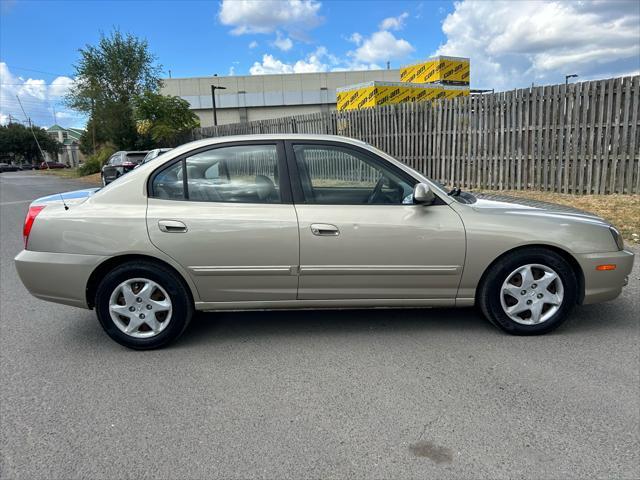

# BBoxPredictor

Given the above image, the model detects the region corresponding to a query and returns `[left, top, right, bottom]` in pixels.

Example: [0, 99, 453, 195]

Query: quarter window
[292, 144, 414, 205]
[152, 161, 184, 200]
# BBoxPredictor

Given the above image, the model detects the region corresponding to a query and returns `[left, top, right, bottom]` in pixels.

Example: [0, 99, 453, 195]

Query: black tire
[95, 261, 193, 349]
[478, 248, 578, 335]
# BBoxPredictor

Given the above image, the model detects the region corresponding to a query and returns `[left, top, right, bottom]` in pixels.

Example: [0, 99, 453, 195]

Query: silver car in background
[15, 134, 634, 349]
[138, 148, 172, 167]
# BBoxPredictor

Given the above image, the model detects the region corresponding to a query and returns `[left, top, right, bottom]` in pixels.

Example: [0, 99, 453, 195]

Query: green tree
[66, 30, 162, 151]
[0, 123, 61, 163]
[134, 92, 200, 147]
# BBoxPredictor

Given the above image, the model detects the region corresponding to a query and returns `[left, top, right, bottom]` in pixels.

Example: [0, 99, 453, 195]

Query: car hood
[471, 193, 608, 225]
[32, 188, 100, 207]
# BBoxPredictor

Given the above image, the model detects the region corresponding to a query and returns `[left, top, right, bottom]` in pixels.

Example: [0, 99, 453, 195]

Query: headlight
[609, 226, 624, 251]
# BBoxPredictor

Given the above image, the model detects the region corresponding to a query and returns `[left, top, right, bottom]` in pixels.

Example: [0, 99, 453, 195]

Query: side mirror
[413, 183, 436, 205]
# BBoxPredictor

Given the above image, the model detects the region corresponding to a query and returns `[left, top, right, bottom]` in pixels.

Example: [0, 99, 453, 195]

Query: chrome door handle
[158, 220, 187, 233]
[310, 223, 339, 236]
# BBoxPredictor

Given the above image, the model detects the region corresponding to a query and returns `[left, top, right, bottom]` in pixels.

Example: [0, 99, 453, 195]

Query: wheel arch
[475, 244, 585, 305]
[86, 254, 196, 309]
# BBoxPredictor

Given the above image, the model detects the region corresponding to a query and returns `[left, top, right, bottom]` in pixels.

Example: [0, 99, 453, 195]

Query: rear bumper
[575, 249, 635, 304]
[14, 250, 106, 309]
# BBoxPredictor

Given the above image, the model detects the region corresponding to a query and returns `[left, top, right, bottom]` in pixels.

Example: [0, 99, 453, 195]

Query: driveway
[1, 171, 638, 479]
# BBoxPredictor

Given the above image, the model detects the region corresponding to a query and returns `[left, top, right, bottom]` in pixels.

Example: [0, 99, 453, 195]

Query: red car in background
[40, 162, 68, 169]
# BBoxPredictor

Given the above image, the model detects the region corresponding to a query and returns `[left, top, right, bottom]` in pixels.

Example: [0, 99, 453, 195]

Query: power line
[2, 98, 66, 105]
[1, 99, 60, 107]
[0, 82, 73, 86]
[4, 66, 73, 77]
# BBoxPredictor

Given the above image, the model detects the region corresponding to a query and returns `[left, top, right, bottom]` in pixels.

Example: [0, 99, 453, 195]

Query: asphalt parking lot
[1, 171, 639, 479]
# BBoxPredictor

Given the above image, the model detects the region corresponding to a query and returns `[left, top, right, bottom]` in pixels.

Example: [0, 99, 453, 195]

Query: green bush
[78, 146, 116, 176]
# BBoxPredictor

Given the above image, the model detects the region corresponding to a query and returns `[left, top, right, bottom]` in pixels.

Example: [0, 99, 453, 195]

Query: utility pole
[16, 95, 49, 169]
[210, 84, 227, 126]
[91, 97, 96, 154]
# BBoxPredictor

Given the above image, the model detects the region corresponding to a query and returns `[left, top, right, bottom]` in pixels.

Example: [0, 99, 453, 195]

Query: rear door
[286, 141, 466, 301]
[146, 141, 300, 303]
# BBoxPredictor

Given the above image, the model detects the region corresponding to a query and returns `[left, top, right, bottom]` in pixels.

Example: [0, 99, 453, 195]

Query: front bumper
[14, 250, 107, 309]
[575, 249, 635, 304]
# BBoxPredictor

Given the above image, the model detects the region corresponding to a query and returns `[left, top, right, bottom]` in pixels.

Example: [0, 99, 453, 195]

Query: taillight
[23, 205, 45, 249]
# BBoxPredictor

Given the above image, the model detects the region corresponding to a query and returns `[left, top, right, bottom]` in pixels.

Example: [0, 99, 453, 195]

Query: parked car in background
[0, 163, 22, 172]
[14, 134, 634, 350]
[101, 151, 148, 185]
[40, 162, 68, 169]
[138, 148, 172, 167]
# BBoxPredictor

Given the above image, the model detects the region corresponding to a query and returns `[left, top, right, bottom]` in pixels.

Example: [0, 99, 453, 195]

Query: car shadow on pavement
[64, 302, 634, 351]
[175, 307, 493, 348]
[175, 300, 635, 348]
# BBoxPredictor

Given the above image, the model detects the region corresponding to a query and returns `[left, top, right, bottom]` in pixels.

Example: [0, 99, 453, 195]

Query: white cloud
[351, 30, 414, 63]
[248, 40, 259, 49]
[348, 32, 363, 46]
[249, 47, 334, 75]
[437, 0, 640, 90]
[48, 76, 75, 98]
[0, 62, 82, 127]
[273, 31, 293, 51]
[218, 0, 322, 36]
[250, 54, 296, 75]
[248, 46, 384, 75]
[380, 12, 409, 31]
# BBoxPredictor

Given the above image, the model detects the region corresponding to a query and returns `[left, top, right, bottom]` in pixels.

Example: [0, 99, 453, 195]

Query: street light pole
[565, 74, 578, 86]
[210, 84, 227, 126]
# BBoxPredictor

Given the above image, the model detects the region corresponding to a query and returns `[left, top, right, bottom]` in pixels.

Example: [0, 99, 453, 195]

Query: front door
[146, 142, 299, 303]
[287, 142, 465, 301]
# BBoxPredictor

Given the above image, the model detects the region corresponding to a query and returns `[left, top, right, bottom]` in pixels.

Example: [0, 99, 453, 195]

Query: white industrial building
[160, 69, 400, 127]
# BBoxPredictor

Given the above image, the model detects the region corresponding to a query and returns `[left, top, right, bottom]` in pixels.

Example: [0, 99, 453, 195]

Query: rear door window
[151, 144, 284, 204]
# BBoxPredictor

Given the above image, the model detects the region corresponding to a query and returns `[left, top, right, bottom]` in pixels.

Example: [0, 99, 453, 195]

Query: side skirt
[195, 298, 461, 312]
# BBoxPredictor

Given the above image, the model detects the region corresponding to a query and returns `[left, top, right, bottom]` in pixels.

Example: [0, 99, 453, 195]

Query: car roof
[165, 134, 370, 159]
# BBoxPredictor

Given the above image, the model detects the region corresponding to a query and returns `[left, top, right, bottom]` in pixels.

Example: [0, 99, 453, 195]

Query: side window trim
[148, 140, 292, 204]
[284, 140, 418, 205]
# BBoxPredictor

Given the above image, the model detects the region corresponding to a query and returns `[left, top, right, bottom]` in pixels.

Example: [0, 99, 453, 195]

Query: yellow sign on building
[400, 56, 470, 85]
[336, 81, 469, 111]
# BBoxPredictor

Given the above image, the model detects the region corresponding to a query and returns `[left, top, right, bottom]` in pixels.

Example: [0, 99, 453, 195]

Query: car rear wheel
[478, 248, 578, 335]
[95, 261, 193, 349]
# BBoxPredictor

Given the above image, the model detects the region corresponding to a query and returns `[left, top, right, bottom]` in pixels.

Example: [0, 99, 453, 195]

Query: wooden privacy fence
[193, 75, 640, 194]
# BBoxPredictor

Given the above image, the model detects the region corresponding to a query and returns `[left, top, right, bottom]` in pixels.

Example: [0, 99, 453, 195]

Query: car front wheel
[478, 248, 578, 335]
[95, 261, 193, 349]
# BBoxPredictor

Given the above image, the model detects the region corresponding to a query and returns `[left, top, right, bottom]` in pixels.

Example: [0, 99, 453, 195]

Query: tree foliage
[0, 123, 61, 162]
[78, 145, 116, 176]
[134, 92, 200, 147]
[66, 30, 162, 150]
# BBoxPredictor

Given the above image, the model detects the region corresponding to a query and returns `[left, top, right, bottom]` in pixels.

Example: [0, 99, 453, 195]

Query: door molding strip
[299, 265, 461, 275]
[189, 265, 297, 276]
[189, 265, 461, 276]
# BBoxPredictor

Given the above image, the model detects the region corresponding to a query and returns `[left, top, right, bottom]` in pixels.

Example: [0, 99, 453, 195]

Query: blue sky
[1, 0, 452, 78]
[1, 0, 639, 128]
